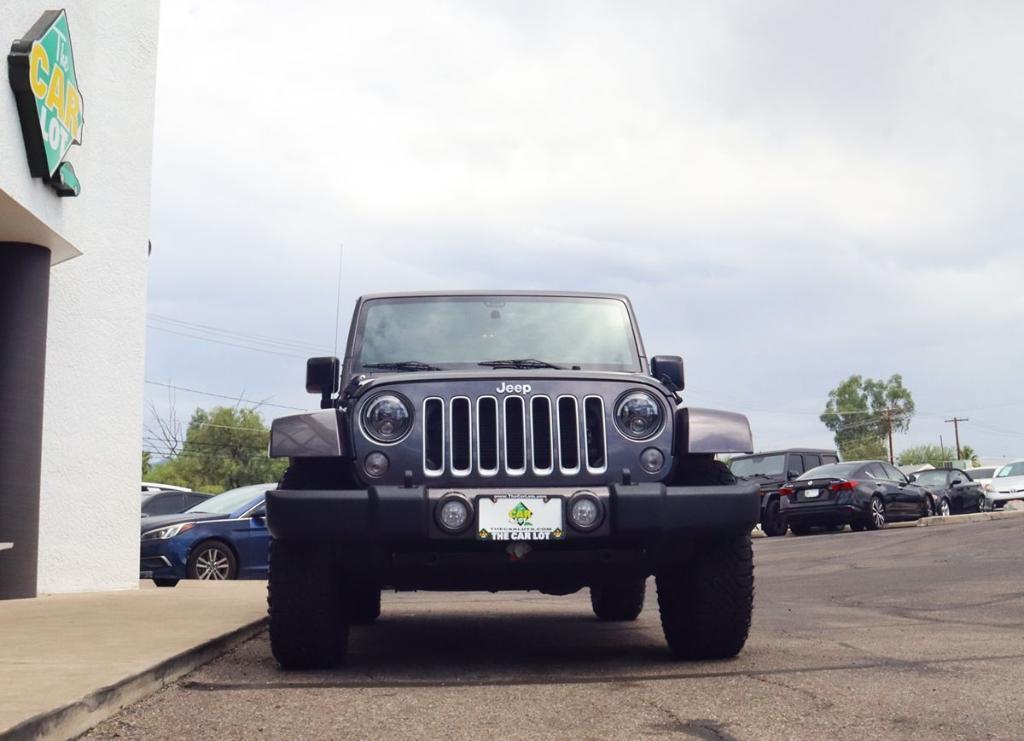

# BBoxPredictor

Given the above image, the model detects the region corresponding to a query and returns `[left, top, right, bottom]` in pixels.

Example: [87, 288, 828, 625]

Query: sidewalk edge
[2, 617, 268, 741]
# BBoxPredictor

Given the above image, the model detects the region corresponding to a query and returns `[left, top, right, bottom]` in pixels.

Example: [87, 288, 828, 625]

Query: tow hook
[506, 543, 532, 561]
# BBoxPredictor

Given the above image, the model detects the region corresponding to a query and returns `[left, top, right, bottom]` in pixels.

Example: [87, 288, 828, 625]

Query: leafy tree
[820, 374, 914, 460]
[146, 406, 287, 493]
[840, 438, 889, 461]
[898, 444, 979, 467]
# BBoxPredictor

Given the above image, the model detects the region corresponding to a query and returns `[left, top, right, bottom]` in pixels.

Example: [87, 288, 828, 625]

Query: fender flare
[677, 407, 754, 455]
[270, 410, 345, 458]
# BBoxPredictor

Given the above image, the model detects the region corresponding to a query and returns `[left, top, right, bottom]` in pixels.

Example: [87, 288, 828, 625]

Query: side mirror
[650, 355, 684, 391]
[908, 474, 917, 482]
[306, 356, 340, 408]
[950, 478, 962, 486]
[788, 470, 801, 480]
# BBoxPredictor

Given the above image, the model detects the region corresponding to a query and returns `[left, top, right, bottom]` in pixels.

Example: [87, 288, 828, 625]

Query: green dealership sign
[8, 9, 84, 197]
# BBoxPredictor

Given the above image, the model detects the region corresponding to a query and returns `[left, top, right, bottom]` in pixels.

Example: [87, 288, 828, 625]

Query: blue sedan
[139, 483, 274, 587]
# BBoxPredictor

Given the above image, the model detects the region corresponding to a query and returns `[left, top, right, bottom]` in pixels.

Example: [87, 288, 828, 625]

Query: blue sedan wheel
[187, 541, 238, 580]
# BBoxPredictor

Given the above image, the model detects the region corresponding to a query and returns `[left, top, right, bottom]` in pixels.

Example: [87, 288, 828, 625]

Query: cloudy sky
[145, 0, 1024, 462]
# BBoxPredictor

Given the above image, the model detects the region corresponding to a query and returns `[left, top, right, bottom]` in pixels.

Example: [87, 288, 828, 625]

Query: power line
[144, 380, 304, 411]
[147, 325, 309, 359]
[148, 313, 331, 354]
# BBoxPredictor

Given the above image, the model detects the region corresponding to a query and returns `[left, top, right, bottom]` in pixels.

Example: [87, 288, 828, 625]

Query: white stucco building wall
[0, 1, 160, 593]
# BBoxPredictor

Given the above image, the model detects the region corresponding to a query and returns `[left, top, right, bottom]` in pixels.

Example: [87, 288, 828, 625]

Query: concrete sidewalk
[0, 580, 267, 740]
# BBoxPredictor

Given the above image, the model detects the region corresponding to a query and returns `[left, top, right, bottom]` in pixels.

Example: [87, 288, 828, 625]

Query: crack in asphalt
[179, 650, 1024, 692]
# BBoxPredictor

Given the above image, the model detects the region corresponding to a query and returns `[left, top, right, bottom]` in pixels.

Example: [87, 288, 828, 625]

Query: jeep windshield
[352, 295, 641, 373]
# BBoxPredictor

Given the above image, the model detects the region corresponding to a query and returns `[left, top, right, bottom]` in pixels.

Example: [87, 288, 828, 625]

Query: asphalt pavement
[85, 519, 1024, 740]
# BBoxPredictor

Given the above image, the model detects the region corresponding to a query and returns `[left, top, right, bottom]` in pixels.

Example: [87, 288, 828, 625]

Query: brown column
[0, 242, 50, 599]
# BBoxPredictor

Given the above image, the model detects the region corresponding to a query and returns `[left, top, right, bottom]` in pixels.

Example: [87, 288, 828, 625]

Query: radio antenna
[332, 243, 344, 358]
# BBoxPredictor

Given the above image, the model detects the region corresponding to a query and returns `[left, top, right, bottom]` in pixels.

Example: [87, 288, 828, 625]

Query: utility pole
[885, 408, 895, 464]
[944, 417, 969, 460]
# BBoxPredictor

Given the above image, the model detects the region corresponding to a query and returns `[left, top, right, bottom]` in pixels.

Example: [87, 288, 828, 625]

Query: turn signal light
[829, 480, 858, 492]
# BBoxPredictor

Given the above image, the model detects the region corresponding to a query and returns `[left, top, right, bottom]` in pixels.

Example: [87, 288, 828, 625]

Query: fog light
[568, 492, 603, 531]
[640, 447, 665, 473]
[437, 495, 472, 533]
[364, 452, 389, 478]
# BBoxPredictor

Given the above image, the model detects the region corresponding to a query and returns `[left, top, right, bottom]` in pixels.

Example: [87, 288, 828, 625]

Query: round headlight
[437, 495, 472, 534]
[568, 491, 603, 532]
[361, 393, 413, 443]
[615, 390, 664, 440]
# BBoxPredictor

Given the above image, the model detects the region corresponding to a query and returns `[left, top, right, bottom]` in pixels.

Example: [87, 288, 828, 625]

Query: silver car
[983, 460, 1024, 510]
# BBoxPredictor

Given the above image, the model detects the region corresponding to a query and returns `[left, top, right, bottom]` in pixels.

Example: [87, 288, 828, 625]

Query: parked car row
[139, 457, 1024, 586]
[728, 449, 1009, 537]
[140, 483, 272, 586]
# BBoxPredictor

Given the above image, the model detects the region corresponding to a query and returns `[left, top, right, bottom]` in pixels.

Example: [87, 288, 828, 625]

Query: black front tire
[761, 498, 787, 537]
[187, 540, 238, 581]
[866, 496, 886, 530]
[350, 583, 382, 624]
[789, 522, 813, 536]
[153, 578, 179, 587]
[656, 534, 754, 660]
[268, 540, 349, 670]
[590, 578, 647, 621]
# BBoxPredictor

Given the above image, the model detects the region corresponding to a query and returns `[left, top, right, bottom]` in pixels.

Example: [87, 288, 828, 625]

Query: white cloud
[146, 0, 1024, 459]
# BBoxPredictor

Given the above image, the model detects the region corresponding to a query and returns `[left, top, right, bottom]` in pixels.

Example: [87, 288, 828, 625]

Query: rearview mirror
[306, 356, 340, 407]
[650, 355, 684, 391]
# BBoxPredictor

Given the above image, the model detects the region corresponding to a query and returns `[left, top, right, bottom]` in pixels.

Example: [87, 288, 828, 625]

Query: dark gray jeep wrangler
[266, 291, 758, 668]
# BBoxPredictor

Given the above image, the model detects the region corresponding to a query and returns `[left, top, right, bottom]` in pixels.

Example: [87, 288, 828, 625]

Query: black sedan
[909, 468, 985, 515]
[779, 460, 932, 534]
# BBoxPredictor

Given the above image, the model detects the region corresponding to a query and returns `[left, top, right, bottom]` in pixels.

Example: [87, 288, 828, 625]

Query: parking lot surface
[87, 519, 1024, 740]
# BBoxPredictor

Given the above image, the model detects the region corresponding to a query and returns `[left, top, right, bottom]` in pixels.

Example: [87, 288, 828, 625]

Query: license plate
[803, 489, 820, 499]
[477, 496, 565, 541]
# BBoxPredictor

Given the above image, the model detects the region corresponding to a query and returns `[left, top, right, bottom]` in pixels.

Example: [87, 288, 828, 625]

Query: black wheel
[977, 493, 987, 512]
[187, 541, 238, 580]
[789, 522, 813, 536]
[866, 496, 886, 530]
[761, 498, 787, 537]
[350, 583, 382, 624]
[153, 578, 179, 587]
[268, 540, 348, 669]
[590, 578, 647, 621]
[937, 498, 951, 517]
[656, 534, 754, 659]
[850, 521, 866, 532]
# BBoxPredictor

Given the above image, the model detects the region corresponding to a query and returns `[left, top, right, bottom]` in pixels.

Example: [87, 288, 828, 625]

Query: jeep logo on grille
[496, 382, 532, 394]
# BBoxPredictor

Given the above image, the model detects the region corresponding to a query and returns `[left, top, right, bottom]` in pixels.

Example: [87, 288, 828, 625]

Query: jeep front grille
[422, 395, 606, 477]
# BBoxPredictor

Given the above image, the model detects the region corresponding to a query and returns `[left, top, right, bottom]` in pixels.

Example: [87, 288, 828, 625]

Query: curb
[2, 617, 267, 741]
[917, 509, 1024, 527]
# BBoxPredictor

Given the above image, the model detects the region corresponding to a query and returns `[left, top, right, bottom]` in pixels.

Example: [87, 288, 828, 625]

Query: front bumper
[266, 483, 759, 543]
[139, 538, 188, 580]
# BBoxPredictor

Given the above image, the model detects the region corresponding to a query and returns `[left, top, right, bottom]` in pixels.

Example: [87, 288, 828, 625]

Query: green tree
[141, 451, 152, 478]
[898, 443, 979, 467]
[147, 406, 287, 493]
[820, 374, 915, 460]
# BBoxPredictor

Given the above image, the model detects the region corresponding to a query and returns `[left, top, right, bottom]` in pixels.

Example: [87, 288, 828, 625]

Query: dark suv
[265, 291, 760, 668]
[728, 449, 839, 536]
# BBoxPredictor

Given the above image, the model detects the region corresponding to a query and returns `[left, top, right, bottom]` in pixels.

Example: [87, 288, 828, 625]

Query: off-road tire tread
[590, 578, 647, 621]
[656, 533, 754, 660]
[268, 540, 349, 669]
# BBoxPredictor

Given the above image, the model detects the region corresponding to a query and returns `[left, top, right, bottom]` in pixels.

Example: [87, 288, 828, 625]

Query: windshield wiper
[362, 361, 442, 372]
[478, 358, 564, 370]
